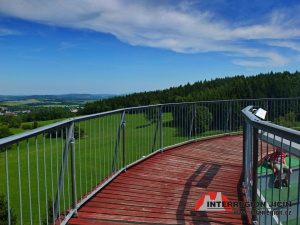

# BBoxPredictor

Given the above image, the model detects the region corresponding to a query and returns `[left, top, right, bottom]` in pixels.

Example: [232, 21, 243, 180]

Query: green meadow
[0, 112, 196, 224]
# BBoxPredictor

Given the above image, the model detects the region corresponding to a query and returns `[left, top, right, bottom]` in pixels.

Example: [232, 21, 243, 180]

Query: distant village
[0, 107, 78, 116]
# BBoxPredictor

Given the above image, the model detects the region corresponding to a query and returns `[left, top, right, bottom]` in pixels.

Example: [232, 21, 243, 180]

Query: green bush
[0, 126, 13, 139]
[0, 193, 17, 225]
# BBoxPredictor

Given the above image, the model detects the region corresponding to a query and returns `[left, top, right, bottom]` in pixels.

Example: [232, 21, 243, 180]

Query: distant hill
[0, 94, 117, 101]
[79, 71, 300, 115]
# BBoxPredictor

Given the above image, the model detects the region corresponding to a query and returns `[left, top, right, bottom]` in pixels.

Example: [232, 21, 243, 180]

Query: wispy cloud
[58, 42, 77, 50]
[0, 0, 299, 67]
[0, 26, 21, 36]
[266, 41, 300, 52]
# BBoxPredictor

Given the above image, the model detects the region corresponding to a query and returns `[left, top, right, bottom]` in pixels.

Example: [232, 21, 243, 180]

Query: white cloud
[232, 49, 289, 67]
[0, 0, 299, 67]
[266, 41, 300, 52]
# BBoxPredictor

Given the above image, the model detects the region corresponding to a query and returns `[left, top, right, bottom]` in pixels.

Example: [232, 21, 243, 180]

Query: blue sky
[0, 0, 300, 95]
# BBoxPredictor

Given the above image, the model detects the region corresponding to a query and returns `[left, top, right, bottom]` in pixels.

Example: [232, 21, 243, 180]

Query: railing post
[112, 110, 126, 172]
[194, 103, 197, 142]
[252, 127, 259, 223]
[160, 105, 163, 153]
[243, 121, 246, 186]
[189, 104, 196, 141]
[70, 137, 77, 215]
[229, 104, 232, 135]
[123, 120, 126, 171]
[54, 121, 74, 223]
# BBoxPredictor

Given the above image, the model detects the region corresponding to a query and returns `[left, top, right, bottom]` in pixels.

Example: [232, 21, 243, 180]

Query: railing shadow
[176, 163, 221, 224]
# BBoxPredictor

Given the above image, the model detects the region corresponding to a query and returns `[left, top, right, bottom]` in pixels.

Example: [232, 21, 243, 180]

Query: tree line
[78, 71, 300, 115]
[1, 71, 300, 139]
[0, 108, 75, 139]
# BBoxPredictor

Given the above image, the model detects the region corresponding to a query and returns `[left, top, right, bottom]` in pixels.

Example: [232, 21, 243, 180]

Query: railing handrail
[242, 104, 300, 224]
[242, 105, 300, 144]
[2, 97, 300, 147]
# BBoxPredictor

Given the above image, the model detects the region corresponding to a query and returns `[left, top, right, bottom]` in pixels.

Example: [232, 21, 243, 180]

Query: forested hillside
[79, 71, 300, 115]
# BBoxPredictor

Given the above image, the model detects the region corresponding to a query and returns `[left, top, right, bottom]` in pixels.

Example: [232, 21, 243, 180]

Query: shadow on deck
[68, 135, 249, 225]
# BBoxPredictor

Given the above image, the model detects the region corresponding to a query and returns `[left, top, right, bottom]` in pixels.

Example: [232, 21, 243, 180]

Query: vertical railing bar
[140, 109, 143, 158]
[153, 107, 156, 150]
[207, 102, 209, 136]
[286, 140, 292, 225]
[92, 119, 95, 187]
[224, 102, 227, 133]
[43, 133, 49, 225]
[113, 114, 115, 172]
[35, 136, 41, 224]
[146, 109, 148, 154]
[278, 139, 283, 223]
[131, 111, 134, 162]
[84, 121, 87, 195]
[242, 121, 246, 192]
[70, 137, 77, 215]
[222, 102, 225, 133]
[142, 108, 144, 158]
[271, 136, 275, 214]
[230, 103, 232, 135]
[211, 102, 214, 135]
[89, 119, 92, 191]
[297, 137, 300, 225]
[27, 139, 33, 225]
[123, 113, 126, 171]
[78, 122, 82, 200]
[98, 118, 101, 182]
[55, 130, 60, 224]
[146, 108, 149, 155]
[137, 110, 141, 159]
[183, 105, 185, 142]
[17, 142, 23, 225]
[160, 105, 163, 153]
[203, 102, 205, 137]
[176, 105, 179, 144]
[5, 145, 11, 225]
[106, 116, 108, 179]
[259, 133, 263, 223]
[50, 132, 55, 224]
[61, 128, 66, 217]
[186, 105, 188, 140]
[179, 105, 181, 143]
[265, 132, 269, 224]
[64, 128, 71, 209]
[94, 118, 97, 184]
[194, 103, 197, 141]
[218, 102, 220, 132]
[252, 127, 258, 223]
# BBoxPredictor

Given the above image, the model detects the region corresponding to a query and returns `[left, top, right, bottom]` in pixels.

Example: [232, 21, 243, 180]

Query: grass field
[0, 112, 199, 224]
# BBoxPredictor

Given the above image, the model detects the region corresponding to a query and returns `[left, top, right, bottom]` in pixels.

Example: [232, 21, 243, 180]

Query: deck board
[68, 135, 249, 225]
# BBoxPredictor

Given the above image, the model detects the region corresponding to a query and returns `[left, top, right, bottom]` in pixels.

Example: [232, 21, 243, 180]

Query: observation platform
[67, 135, 248, 225]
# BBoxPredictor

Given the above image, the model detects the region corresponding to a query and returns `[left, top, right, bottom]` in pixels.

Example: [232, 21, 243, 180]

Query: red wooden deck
[68, 135, 249, 225]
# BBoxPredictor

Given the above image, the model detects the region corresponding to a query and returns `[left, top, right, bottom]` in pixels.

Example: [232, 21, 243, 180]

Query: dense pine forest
[79, 71, 300, 115]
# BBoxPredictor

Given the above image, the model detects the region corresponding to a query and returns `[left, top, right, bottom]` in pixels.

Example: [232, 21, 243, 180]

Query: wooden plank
[67, 135, 249, 225]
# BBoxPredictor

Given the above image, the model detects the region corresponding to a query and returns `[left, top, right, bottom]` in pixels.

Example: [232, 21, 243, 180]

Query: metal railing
[1, 98, 300, 224]
[242, 104, 300, 225]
